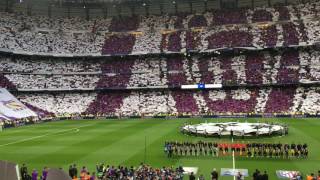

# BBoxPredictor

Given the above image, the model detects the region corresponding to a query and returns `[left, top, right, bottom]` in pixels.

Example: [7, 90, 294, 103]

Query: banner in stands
[221, 168, 249, 177]
[182, 167, 198, 175]
[276, 170, 300, 179]
[0, 113, 10, 121]
[0, 88, 37, 120]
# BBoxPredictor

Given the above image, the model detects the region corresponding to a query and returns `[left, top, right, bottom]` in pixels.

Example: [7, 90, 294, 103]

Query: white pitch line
[232, 137, 236, 180]
[0, 124, 91, 147]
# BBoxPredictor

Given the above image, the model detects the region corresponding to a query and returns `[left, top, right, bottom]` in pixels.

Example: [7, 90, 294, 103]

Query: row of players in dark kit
[164, 141, 308, 158]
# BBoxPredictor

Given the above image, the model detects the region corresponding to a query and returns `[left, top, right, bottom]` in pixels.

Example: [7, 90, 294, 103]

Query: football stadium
[0, 0, 320, 179]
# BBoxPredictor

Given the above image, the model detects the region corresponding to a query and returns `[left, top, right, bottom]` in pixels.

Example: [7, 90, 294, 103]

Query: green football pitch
[0, 118, 319, 179]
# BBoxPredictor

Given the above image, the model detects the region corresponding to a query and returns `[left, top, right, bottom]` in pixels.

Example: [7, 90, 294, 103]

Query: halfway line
[232, 137, 236, 180]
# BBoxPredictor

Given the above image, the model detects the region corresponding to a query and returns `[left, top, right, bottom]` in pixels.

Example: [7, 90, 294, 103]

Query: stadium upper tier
[1, 1, 320, 55]
[0, 48, 319, 90]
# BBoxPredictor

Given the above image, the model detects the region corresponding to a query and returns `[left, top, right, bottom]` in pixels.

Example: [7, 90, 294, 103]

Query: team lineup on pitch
[0, 118, 318, 179]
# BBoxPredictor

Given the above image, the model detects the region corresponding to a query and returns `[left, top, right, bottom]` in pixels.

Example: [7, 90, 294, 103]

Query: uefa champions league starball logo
[181, 122, 287, 137]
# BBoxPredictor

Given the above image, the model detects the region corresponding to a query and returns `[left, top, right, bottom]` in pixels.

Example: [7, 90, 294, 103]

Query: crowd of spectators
[0, 47, 318, 118]
[6, 74, 99, 90]
[9, 86, 318, 117]
[91, 163, 184, 180]
[85, 92, 129, 117]
[18, 162, 320, 180]
[20, 163, 187, 180]
[1, 3, 320, 180]
[0, 73, 16, 89]
[1, 2, 320, 55]
[18, 92, 97, 116]
[101, 34, 136, 55]
[1, 47, 320, 90]
[0, 47, 319, 118]
[1, 2, 320, 119]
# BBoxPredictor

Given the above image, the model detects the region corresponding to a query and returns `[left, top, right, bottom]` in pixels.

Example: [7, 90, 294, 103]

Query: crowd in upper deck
[1, 1, 320, 55]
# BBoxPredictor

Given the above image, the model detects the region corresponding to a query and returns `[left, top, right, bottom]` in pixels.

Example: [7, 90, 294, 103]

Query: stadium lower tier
[14, 86, 320, 118]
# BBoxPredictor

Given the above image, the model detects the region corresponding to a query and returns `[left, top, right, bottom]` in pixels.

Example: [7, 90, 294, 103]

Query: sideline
[0, 124, 92, 147]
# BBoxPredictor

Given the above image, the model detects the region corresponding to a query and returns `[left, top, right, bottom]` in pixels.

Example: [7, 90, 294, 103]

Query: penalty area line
[0, 124, 91, 147]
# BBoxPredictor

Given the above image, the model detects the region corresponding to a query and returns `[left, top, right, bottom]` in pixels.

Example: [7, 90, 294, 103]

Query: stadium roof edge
[1, 0, 310, 17]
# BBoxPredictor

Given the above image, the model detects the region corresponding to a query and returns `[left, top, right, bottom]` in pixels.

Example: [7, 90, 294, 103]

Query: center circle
[181, 122, 287, 137]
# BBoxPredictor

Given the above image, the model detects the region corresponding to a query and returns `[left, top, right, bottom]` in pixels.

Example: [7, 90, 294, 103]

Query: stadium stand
[1, 48, 320, 89]
[7, 87, 316, 117]
[1, 1, 320, 179]
[0, 48, 319, 118]
[0, 1, 319, 121]
[1, 1, 320, 55]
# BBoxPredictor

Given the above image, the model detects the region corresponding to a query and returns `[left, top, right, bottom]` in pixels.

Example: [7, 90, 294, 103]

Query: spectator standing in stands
[211, 168, 218, 180]
[69, 165, 74, 178]
[262, 171, 268, 180]
[42, 167, 48, 180]
[84, 172, 91, 180]
[236, 172, 244, 180]
[31, 169, 38, 180]
[189, 172, 196, 180]
[296, 172, 302, 180]
[73, 164, 78, 178]
[80, 166, 88, 179]
[253, 169, 260, 180]
[90, 172, 96, 180]
[307, 173, 316, 180]
[20, 163, 28, 180]
[291, 174, 298, 180]
[318, 171, 320, 180]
